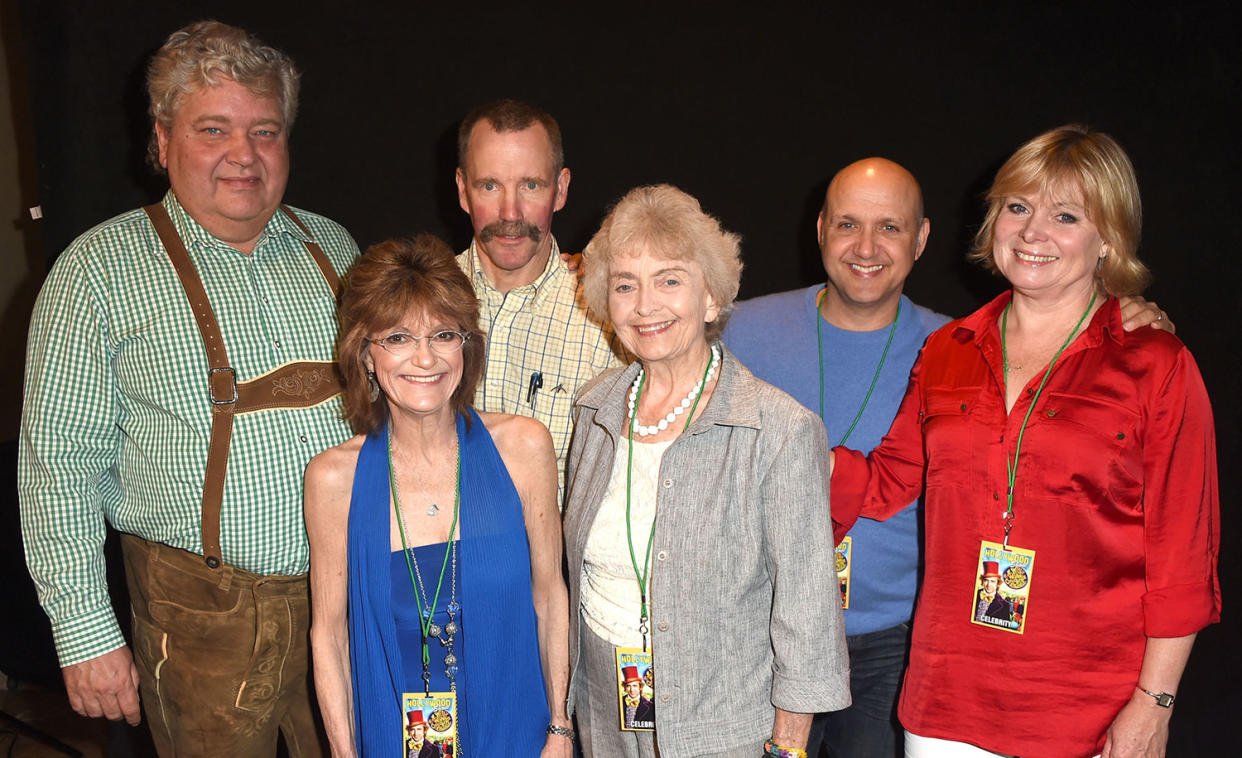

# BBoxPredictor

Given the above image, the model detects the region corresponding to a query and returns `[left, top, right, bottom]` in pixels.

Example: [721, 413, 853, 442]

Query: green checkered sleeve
[20, 231, 130, 666]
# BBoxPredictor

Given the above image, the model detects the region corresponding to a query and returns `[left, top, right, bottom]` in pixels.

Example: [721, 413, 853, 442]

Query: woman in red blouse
[831, 125, 1219, 758]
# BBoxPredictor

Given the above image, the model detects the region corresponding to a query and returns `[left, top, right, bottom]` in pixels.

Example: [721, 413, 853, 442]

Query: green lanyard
[388, 424, 461, 674]
[626, 348, 715, 652]
[816, 288, 900, 446]
[999, 292, 1096, 548]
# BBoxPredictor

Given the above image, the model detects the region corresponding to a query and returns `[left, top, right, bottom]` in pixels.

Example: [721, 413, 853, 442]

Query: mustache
[480, 220, 542, 243]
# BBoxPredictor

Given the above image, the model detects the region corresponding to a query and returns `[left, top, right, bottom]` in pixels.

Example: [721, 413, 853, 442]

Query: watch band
[1137, 685, 1176, 708]
[546, 724, 576, 742]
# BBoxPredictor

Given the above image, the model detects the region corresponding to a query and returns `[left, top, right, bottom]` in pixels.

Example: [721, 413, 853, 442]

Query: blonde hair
[146, 20, 300, 169]
[970, 124, 1150, 296]
[582, 184, 743, 342]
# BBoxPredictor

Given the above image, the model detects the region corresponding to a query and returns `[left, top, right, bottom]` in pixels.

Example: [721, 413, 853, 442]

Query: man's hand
[62, 645, 142, 725]
[1101, 690, 1172, 758]
[1118, 295, 1174, 333]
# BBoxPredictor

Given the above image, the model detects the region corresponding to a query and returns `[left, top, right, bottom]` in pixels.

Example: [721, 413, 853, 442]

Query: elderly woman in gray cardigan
[564, 184, 850, 758]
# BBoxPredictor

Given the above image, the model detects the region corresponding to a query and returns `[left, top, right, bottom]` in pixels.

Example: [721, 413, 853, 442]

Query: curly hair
[146, 20, 300, 170]
[582, 184, 743, 343]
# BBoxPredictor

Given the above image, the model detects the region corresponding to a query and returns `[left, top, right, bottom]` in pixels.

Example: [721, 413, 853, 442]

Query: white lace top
[580, 437, 672, 647]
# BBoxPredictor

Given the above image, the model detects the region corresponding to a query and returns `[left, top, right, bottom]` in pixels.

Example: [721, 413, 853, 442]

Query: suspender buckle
[208, 367, 238, 405]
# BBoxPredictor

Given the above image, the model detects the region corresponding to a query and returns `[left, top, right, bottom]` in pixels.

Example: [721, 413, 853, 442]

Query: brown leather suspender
[143, 203, 345, 570]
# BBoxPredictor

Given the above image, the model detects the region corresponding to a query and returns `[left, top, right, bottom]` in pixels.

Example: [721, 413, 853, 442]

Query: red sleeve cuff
[1141, 581, 1221, 637]
[831, 447, 868, 545]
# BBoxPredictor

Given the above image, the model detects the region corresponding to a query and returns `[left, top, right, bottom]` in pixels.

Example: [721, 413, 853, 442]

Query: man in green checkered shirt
[18, 22, 358, 756]
[454, 100, 628, 501]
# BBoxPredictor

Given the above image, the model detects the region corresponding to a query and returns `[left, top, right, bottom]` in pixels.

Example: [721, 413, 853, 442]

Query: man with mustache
[455, 100, 625, 498]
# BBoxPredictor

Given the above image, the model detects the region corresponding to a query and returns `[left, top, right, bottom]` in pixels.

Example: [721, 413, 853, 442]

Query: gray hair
[146, 20, 300, 169]
[583, 184, 743, 342]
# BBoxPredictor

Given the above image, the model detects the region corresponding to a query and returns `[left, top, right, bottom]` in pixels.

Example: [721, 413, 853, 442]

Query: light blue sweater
[723, 286, 949, 635]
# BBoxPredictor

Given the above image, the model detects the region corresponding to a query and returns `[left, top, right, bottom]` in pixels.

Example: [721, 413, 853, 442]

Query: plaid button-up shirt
[458, 238, 626, 500]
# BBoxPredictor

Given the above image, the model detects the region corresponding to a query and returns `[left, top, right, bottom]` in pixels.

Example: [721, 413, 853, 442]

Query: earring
[367, 370, 380, 402]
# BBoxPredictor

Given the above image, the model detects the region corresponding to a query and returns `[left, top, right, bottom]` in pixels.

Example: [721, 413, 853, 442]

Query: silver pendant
[428, 623, 442, 637]
[426, 502, 440, 516]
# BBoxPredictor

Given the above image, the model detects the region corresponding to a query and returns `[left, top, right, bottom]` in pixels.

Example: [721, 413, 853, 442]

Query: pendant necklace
[388, 426, 462, 693]
[391, 435, 455, 517]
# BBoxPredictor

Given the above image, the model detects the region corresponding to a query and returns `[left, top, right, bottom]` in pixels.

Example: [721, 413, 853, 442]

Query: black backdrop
[15, 1, 1240, 753]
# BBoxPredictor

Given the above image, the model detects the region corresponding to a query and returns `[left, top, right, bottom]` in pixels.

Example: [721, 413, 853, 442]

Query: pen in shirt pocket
[526, 371, 543, 406]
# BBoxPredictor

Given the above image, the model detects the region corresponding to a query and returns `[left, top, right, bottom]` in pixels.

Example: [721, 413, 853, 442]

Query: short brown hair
[970, 124, 1150, 296]
[337, 234, 484, 435]
[582, 184, 743, 343]
[146, 20, 300, 170]
[458, 99, 564, 173]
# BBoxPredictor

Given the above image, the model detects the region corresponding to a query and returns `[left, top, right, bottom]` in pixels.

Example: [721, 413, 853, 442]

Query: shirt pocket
[1021, 392, 1141, 512]
[922, 387, 981, 486]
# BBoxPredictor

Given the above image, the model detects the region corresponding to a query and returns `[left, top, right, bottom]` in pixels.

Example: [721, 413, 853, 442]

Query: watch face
[1156, 693, 1176, 708]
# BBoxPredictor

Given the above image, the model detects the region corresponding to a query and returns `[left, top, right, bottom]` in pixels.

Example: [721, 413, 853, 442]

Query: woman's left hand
[1101, 690, 1173, 758]
[539, 734, 574, 758]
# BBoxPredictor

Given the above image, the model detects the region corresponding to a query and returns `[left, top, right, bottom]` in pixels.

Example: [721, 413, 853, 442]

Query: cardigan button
[662, 478, 673, 488]
[657, 551, 668, 561]
[657, 621, 669, 632]
[660, 693, 671, 703]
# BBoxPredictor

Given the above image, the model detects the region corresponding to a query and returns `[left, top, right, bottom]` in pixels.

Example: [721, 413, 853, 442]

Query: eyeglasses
[367, 329, 471, 357]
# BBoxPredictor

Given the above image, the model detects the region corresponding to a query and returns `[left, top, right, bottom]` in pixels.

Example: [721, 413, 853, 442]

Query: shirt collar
[162, 190, 304, 254]
[950, 289, 1125, 349]
[576, 343, 762, 441]
[465, 236, 566, 303]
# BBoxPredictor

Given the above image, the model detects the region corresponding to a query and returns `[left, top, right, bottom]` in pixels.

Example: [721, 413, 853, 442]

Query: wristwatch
[546, 724, 576, 742]
[1137, 685, 1176, 708]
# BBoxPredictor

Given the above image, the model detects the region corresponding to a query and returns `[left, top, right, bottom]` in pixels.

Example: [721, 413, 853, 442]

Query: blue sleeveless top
[348, 410, 549, 756]
[392, 544, 468, 702]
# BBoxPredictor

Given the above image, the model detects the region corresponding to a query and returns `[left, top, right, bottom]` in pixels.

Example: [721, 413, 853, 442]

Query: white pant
[904, 730, 1101, 758]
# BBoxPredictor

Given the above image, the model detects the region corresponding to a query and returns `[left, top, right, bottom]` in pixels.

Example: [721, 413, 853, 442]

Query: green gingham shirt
[458, 238, 626, 499]
[19, 191, 359, 666]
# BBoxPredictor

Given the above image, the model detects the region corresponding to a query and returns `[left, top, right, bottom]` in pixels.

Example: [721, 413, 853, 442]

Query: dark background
[9, 1, 1239, 753]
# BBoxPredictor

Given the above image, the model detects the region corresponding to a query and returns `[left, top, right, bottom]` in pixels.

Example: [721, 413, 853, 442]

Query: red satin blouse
[832, 292, 1220, 757]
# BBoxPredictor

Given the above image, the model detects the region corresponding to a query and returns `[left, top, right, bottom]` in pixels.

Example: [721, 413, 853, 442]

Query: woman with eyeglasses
[305, 235, 573, 757]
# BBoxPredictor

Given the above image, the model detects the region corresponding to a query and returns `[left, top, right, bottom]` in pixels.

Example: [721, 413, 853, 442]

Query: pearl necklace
[627, 345, 721, 437]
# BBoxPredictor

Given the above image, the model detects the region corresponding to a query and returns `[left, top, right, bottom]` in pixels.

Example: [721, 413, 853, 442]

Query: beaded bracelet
[763, 740, 807, 758]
